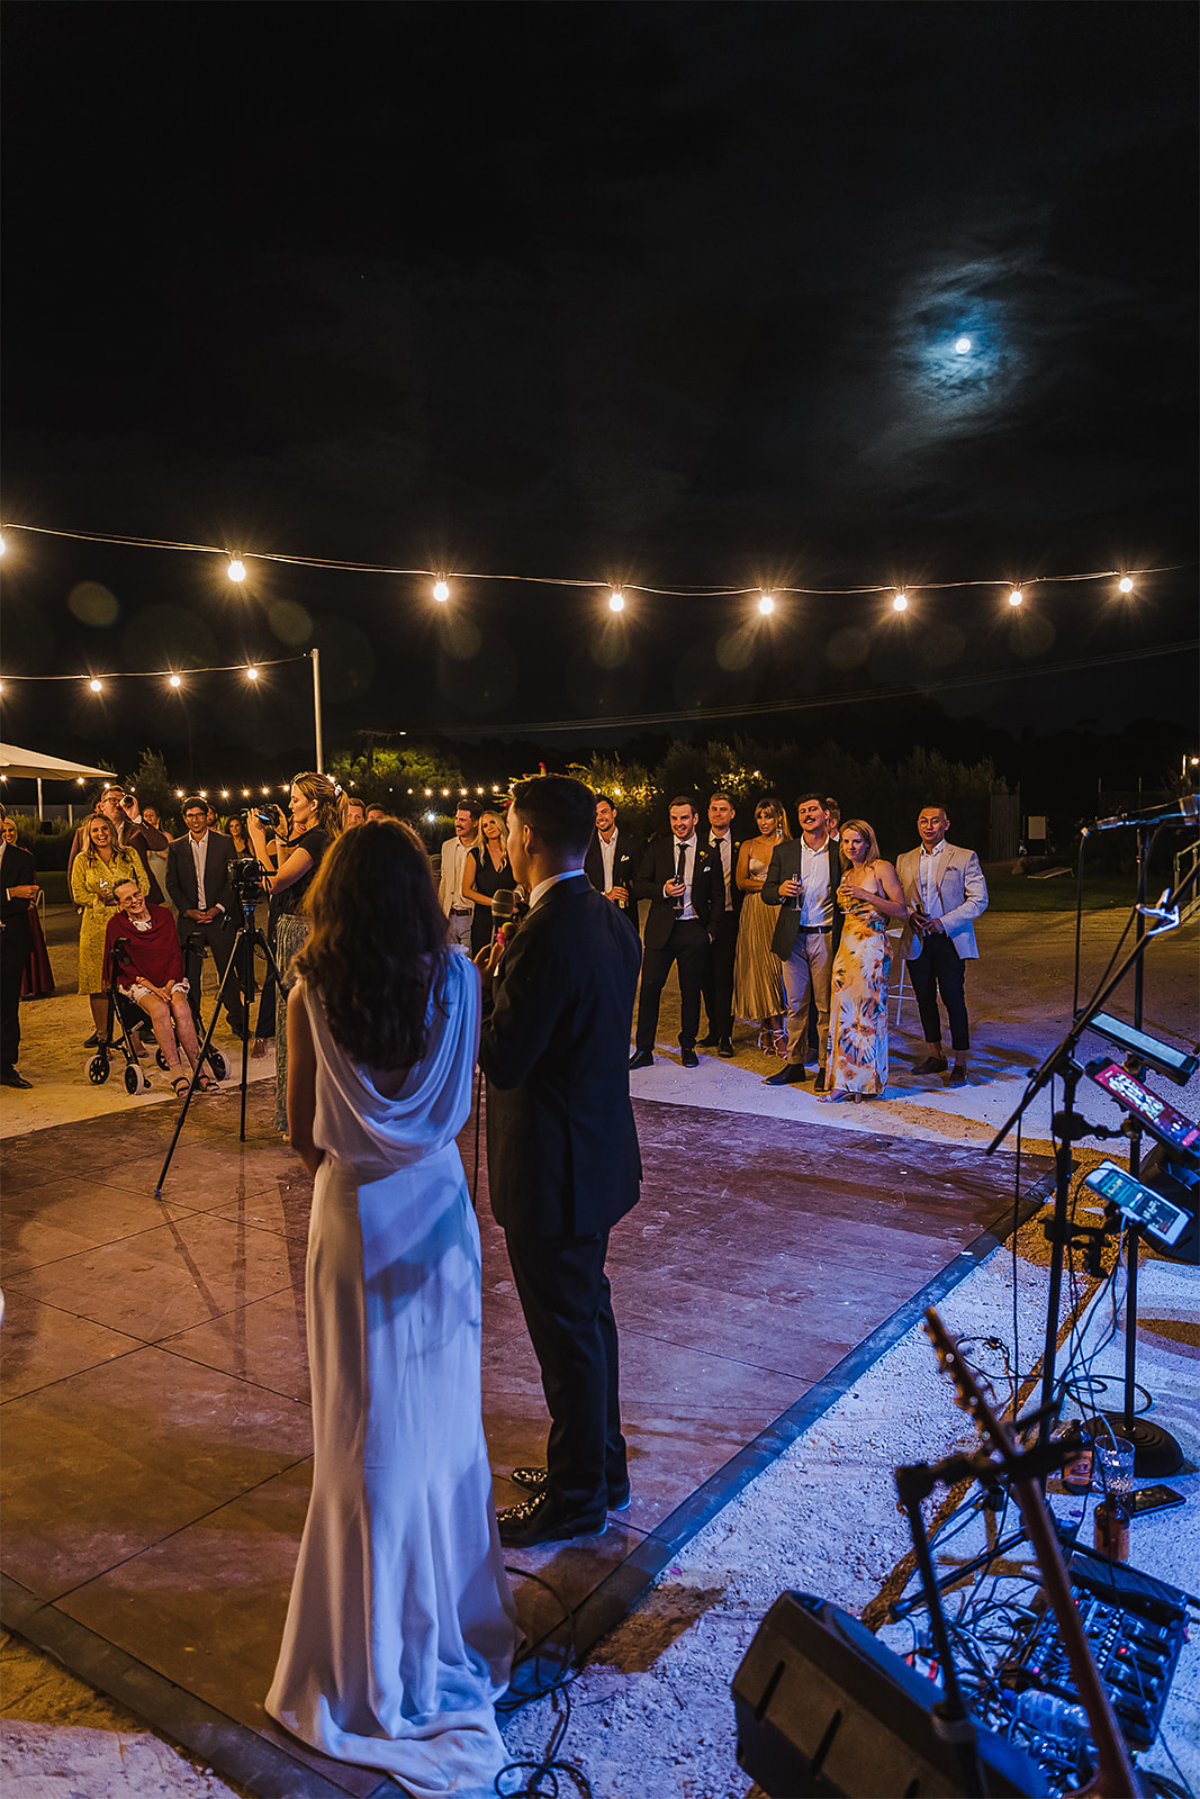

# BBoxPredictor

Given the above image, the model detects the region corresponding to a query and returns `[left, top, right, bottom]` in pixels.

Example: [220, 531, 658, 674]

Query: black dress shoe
[814, 1071, 828, 1093]
[913, 1054, 948, 1074]
[628, 1049, 653, 1070]
[717, 1037, 734, 1058]
[680, 1047, 699, 1068]
[0, 1067, 32, 1089]
[948, 1064, 968, 1087]
[83, 1032, 100, 1048]
[765, 1063, 808, 1085]
[697, 1033, 720, 1048]
[497, 1493, 608, 1547]
[511, 1466, 631, 1511]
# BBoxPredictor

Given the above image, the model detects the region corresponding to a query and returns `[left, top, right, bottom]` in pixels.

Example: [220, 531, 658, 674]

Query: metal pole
[311, 648, 324, 773]
[36, 778, 44, 822]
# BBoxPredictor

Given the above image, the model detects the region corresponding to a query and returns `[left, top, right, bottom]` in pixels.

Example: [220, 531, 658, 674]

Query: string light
[88, 677, 103, 692]
[0, 534, 6, 556]
[242, 789, 250, 798]
[758, 594, 775, 615]
[1118, 575, 1134, 594]
[168, 673, 182, 688]
[609, 589, 625, 613]
[433, 579, 450, 603]
[893, 592, 909, 612]
[246, 665, 259, 681]
[227, 558, 246, 583]
[1008, 589, 1024, 607]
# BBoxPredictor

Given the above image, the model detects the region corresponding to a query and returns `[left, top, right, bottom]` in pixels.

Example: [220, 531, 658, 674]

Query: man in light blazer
[761, 793, 843, 1088]
[896, 805, 989, 1086]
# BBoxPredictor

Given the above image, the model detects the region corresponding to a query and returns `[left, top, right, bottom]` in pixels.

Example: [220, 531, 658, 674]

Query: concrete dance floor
[1, 1082, 1049, 1798]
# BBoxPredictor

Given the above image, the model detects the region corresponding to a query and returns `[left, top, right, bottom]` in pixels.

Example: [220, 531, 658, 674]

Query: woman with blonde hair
[823, 818, 908, 1101]
[460, 807, 517, 957]
[70, 813, 149, 1044]
[246, 771, 341, 1128]
[733, 797, 792, 1054]
[266, 819, 515, 1792]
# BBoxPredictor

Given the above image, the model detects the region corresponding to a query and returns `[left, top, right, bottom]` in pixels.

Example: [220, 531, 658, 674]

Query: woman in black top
[461, 808, 517, 956]
[247, 772, 340, 1130]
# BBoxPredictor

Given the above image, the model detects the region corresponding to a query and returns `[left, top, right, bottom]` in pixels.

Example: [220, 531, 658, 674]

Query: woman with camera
[246, 772, 340, 1129]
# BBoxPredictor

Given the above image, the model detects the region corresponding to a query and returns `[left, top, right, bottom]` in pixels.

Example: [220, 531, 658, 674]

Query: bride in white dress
[266, 820, 516, 1797]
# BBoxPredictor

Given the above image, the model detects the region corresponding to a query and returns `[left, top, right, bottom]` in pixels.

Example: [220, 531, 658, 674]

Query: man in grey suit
[761, 794, 843, 1088]
[895, 805, 989, 1086]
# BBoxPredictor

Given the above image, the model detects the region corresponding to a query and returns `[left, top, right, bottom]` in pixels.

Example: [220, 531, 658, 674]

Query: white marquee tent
[0, 742, 114, 819]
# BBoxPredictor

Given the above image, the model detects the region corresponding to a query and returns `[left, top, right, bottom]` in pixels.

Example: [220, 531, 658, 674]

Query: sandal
[195, 1072, 219, 1093]
[172, 1074, 192, 1098]
[773, 1030, 789, 1059]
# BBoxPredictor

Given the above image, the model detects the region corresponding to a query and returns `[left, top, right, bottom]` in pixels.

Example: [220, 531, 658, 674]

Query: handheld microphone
[491, 886, 519, 952]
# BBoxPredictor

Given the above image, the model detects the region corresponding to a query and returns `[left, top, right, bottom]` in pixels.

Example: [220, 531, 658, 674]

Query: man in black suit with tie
[629, 796, 721, 1070]
[699, 790, 744, 1058]
[0, 804, 38, 1087]
[761, 793, 843, 1088]
[164, 795, 248, 1036]
[479, 775, 642, 1548]
[584, 792, 641, 923]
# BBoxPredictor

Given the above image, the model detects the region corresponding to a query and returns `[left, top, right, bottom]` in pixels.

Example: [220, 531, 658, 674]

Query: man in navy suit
[479, 775, 642, 1547]
[165, 795, 248, 1036]
[629, 796, 722, 1069]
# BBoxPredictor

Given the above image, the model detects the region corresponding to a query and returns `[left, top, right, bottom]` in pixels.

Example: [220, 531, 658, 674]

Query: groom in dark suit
[478, 775, 642, 1547]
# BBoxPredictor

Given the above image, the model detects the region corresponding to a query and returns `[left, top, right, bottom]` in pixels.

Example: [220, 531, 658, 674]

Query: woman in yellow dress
[733, 797, 792, 1053]
[823, 819, 908, 1101]
[71, 813, 149, 1043]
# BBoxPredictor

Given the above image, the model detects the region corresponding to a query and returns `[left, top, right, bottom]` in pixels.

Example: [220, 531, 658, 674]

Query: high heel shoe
[773, 1030, 789, 1059]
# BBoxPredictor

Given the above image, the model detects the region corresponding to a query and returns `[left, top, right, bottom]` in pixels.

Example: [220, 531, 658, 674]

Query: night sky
[2, 2, 1196, 788]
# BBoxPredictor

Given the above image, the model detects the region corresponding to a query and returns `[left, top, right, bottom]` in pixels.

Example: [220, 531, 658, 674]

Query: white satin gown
[266, 953, 516, 1796]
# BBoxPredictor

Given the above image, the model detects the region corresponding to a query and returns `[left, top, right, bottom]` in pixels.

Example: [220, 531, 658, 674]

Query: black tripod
[987, 847, 1198, 1470]
[155, 877, 284, 1197]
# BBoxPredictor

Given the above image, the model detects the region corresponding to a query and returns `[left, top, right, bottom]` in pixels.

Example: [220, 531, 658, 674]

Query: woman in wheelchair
[104, 879, 217, 1096]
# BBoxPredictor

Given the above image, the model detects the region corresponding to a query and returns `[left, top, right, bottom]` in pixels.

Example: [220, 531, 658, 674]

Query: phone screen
[1128, 1484, 1184, 1516]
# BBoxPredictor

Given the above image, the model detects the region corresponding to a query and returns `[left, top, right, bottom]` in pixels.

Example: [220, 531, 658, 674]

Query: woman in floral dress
[823, 819, 908, 1101]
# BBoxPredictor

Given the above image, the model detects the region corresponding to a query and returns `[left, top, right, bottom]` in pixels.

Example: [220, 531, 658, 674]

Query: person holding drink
[761, 794, 842, 1088]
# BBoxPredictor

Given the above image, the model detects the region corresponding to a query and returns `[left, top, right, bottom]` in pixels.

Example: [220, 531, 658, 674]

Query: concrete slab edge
[506, 1168, 1053, 1700]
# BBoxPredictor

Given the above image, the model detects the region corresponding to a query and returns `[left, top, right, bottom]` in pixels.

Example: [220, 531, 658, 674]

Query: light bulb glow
[246, 666, 259, 680]
[242, 789, 251, 798]
[227, 558, 246, 583]
[893, 592, 909, 612]
[175, 788, 184, 798]
[89, 677, 103, 692]
[261, 786, 270, 796]
[169, 673, 182, 688]
[433, 580, 450, 603]
[220, 790, 230, 800]
[1118, 575, 1134, 594]
[758, 594, 775, 615]
[1008, 589, 1023, 607]
[609, 590, 625, 612]
[0, 535, 6, 556]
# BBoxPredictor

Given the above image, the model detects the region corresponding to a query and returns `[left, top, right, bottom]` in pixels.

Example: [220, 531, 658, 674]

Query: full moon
[955, 335, 972, 354]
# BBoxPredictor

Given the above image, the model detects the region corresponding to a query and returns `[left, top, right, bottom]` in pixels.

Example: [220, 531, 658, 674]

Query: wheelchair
[86, 940, 227, 1095]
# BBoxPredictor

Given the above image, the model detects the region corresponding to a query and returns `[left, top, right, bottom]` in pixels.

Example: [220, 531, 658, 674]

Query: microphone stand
[986, 852, 1197, 1463]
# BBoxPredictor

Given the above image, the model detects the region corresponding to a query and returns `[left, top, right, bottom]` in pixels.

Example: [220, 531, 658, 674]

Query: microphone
[490, 887, 517, 940]
[1092, 794, 1199, 831]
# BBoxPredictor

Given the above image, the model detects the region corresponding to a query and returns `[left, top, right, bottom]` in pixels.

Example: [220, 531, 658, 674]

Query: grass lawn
[982, 865, 1139, 912]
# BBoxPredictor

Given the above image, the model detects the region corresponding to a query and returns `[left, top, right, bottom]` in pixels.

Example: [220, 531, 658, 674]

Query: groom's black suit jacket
[480, 874, 642, 1239]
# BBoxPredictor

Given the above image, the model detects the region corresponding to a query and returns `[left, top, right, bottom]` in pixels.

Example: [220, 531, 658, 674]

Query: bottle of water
[1014, 1688, 1094, 1746]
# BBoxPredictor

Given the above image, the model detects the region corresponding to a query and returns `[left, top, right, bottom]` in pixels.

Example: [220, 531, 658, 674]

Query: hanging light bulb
[88, 677, 103, 693]
[893, 592, 909, 612]
[242, 789, 251, 798]
[169, 673, 182, 688]
[0, 534, 7, 556]
[609, 589, 625, 613]
[1118, 575, 1134, 594]
[246, 665, 259, 681]
[1008, 589, 1024, 607]
[433, 579, 450, 603]
[758, 594, 775, 615]
[220, 790, 230, 800]
[227, 557, 247, 583]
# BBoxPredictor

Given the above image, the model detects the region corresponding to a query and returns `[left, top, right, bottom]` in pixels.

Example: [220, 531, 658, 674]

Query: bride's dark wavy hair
[296, 819, 449, 1070]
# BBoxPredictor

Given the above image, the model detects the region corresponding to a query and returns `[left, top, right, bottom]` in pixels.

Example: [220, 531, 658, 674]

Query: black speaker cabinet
[733, 1592, 1041, 1797]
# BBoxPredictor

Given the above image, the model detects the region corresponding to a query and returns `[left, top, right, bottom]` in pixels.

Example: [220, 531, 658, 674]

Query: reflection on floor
[1, 1084, 1049, 1796]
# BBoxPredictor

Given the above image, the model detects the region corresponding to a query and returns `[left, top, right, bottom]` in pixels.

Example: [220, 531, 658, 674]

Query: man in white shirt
[629, 798, 721, 1069]
[584, 794, 640, 921]
[438, 801, 481, 950]
[896, 806, 989, 1086]
[761, 794, 842, 1087]
[164, 796, 247, 1036]
[698, 791, 743, 1057]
